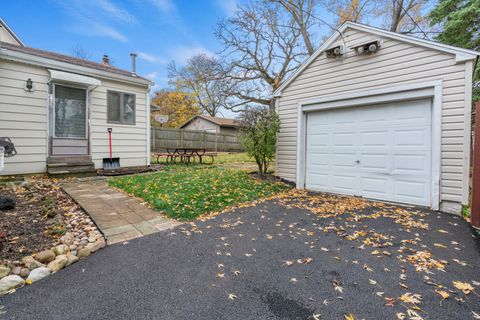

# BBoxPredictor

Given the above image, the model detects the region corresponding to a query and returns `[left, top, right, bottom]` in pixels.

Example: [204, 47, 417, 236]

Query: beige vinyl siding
[276, 27, 470, 205]
[0, 60, 49, 175]
[89, 79, 148, 169]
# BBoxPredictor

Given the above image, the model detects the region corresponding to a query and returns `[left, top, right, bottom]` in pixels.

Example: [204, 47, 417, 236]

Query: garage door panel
[333, 153, 356, 168]
[393, 101, 430, 120]
[305, 98, 432, 207]
[332, 108, 356, 124]
[361, 153, 388, 170]
[394, 179, 429, 201]
[360, 176, 389, 195]
[394, 129, 428, 146]
[394, 154, 428, 173]
[361, 130, 389, 146]
[332, 175, 356, 191]
[333, 132, 357, 146]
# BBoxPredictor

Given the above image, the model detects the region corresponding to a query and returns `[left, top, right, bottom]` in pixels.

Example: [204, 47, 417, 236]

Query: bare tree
[269, 0, 320, 55]
[168, 54, 229, 117]
[216, 1, 306, 109]
[71, 45, 91, 60]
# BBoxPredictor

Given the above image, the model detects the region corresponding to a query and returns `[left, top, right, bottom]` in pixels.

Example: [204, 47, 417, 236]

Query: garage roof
[274, 21, 480, 97]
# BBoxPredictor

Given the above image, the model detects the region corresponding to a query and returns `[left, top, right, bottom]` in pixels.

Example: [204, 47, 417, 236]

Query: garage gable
[274, 22, 479, 97]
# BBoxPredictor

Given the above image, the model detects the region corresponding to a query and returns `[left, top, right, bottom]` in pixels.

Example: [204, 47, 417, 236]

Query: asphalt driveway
[1, 191, 479, 320]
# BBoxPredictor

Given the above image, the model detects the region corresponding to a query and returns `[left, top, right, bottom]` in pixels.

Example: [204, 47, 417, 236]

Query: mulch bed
[0, 179, 72, 262]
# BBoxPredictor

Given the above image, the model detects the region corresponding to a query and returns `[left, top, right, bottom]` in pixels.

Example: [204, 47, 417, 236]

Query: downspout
[146, 85, 151, 166]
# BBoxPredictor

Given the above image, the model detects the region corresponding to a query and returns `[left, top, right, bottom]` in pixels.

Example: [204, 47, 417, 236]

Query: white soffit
[49, 69, 101, 87]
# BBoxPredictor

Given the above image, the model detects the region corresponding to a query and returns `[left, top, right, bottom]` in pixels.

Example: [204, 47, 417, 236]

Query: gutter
[0, 47, 153, 87]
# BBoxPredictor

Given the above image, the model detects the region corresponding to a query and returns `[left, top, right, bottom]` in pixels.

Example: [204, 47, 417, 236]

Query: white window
[107, 91, 136, 125]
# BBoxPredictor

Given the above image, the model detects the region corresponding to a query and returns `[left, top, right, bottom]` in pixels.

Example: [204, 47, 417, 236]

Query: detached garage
[274, 22, 479, 213]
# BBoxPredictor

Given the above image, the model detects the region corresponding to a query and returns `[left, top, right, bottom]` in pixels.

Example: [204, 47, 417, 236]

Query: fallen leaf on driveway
[435, 290, 449, 301]
[344, 314, 356, 320]
[400, 292, 422, 306]
[227, 293, 237, 300]
[453, 281, 475, 295]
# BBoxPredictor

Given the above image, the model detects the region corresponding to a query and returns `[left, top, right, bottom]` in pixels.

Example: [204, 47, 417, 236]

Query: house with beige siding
[0, 19, 152, 176]
[273, 22, 479, 214]
[179, 115, 241, 135]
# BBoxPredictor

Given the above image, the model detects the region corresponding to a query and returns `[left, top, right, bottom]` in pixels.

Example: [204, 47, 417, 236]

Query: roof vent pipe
[102, 54, 110, 66]
[130, 52, 137, 75]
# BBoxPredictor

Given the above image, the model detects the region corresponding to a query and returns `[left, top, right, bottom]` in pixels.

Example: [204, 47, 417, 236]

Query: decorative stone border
[0, 178, 107, 295]
[0, 233, 105, 295]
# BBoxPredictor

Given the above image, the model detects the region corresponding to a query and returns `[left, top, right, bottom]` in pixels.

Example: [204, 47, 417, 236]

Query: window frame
[107, 90, 136, 125]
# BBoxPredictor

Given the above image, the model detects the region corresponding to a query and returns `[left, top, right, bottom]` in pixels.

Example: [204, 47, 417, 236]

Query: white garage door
[305, 99, 432, 206]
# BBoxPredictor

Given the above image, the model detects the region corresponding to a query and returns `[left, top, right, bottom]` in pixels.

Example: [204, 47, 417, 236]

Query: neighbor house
[274, 21, 479, 214]
[0, 18, 152, 176]
[179, 115, 241, 135]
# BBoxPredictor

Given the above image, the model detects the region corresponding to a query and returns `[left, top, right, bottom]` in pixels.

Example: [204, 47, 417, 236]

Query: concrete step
[48, 165, 96, 174]
[47, 156, 92, 164]
[48, 162, 95, 168]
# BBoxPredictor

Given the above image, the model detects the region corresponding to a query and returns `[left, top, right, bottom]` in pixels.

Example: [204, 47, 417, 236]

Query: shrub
[239, 108, 280, 174]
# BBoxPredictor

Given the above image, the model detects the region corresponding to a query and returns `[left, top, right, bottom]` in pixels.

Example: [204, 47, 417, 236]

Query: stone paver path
[62, 179, 182, 244]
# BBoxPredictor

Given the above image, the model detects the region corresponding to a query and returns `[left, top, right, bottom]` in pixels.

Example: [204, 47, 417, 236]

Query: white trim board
[274, 21, 479, 97]
[296, 80, 442, 210]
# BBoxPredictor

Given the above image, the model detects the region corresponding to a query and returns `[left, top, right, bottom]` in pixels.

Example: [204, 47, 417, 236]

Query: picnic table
[154, 147, 217, 164]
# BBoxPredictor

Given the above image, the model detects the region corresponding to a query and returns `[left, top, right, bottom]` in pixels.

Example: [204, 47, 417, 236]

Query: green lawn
[108, 166, 290, 220]
[151, 152, 255, 164]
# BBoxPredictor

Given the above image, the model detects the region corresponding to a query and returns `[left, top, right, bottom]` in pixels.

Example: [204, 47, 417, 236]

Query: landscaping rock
[21, 256, 45, 270]
[86, 239, 106, 253]
[0, 275, 25, 295]
[34, 250, 56, 263]
[52, 244, 69, 256]
[65, 255, 79, 267]
[11, 266, 22, 275]
[77, 247, 91, 258]
[0, 195, 15, 210]
[47, 255, 68, 273]
[61, 232, 75, 246]
[26, 267, 50, 283]
[0, 265, 11, 278]
[19, 268, 30, 278]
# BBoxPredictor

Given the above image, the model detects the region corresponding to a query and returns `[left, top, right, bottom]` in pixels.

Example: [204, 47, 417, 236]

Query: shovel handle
[108, 128, 112, 160]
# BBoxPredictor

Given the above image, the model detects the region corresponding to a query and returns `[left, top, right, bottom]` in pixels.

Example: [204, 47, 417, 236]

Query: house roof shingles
[181, 115, 242, 128]
[0, 41, 150, 82]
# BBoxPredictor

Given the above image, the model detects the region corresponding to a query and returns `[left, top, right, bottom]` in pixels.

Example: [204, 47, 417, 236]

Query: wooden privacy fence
[151, 127, 243, 152]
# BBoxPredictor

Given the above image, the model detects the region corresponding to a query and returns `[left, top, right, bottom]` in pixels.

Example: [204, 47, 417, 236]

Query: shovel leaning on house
[103, 128, 120, 169]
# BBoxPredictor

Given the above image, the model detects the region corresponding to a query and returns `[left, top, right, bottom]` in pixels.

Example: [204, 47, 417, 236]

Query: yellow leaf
[453, 281, 475, 295]
[435, 290, 449, 300]
[344, 314, 356, 320]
